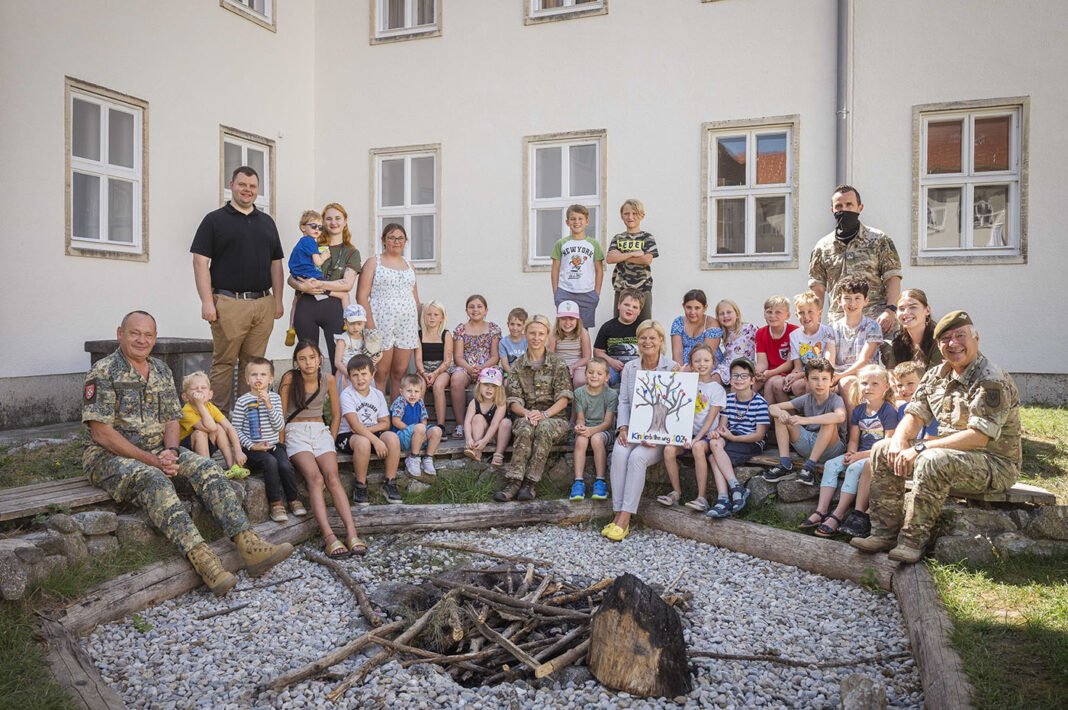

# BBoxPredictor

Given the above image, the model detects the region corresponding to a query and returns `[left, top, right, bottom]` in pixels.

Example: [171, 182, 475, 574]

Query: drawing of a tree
[634, 372, 693, 436]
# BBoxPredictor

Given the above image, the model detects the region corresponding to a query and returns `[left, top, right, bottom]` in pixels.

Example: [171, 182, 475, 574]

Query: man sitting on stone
[852, 311, 1021, 563]
[82, 310, 293, 596]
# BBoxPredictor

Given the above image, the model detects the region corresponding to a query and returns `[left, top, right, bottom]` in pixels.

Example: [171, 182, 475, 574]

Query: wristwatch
[885, 304, 898, 313]
[913, 441, 926, 453]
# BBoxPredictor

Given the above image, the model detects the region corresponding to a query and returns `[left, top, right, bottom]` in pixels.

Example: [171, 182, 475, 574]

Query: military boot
[233, 529, 294, 578]
[493, 480, 522, 502]
[187, 542, 237, 597]
[888, 542, 925, 564]
[516, 480, 537, 502]
[849, 535, 896, 554]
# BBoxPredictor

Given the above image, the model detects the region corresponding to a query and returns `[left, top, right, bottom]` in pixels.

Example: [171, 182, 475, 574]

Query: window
[221, 127, 274, 214]
[371, 144, 441, 271]
[914, 98, 1027, 265]
[372, 0, 440, 43]
[701, 116, 799, 269]
[220, 0, 275, 31]
[525, 0, 607, 24]
[66, 78, 147, 260]
[523, 130, 605, 270]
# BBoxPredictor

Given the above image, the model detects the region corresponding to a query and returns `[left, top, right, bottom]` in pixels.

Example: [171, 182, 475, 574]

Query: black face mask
[834, 210, 861, 242]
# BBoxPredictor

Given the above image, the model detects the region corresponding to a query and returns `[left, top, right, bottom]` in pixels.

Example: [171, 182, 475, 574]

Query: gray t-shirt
[574, 385, 619, 429]
[789, 392, 845, 433]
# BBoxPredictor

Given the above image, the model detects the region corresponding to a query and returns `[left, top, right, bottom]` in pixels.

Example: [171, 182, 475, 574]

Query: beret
[933, 310, 973, 340]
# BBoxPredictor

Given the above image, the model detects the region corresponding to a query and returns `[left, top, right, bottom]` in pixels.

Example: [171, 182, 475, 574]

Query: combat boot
[233, 529, 294, 578]
[493, 480, 522, 502]
[516, 480, 537, 502]
[187, 543, 238, 597]
[849, 535, 896, 554]
[888, 543, 925, 564]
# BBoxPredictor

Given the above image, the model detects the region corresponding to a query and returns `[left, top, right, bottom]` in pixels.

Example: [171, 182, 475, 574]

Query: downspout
[836, 0, 853, 184]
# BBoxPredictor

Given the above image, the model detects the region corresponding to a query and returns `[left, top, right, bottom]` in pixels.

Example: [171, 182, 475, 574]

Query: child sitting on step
[178, 371, 249, 480]
[463, 368, 512, 467]
[391, 373, 442, 477]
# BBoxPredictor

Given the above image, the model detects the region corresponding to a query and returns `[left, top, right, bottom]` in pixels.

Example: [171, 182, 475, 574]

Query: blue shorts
[723, 440, 763, 466]
[396, 425, 426, 453]
[792, 427, 846, 463]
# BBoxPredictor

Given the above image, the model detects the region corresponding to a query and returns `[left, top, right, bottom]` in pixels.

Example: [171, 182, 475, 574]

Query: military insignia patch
[985, 387, 1001, 409]
[85, 383, 96, 401]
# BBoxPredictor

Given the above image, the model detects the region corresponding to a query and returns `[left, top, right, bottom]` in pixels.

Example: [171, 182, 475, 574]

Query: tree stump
[588, 572, 692, 698]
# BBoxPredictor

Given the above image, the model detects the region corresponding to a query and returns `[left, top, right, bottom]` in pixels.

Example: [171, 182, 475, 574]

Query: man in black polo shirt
[191, 166, 284, 414]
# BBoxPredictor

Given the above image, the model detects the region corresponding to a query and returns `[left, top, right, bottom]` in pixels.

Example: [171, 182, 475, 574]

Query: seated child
[891, 361, 939, 440]
[658, 344, 726, 513]
[829, 275, 883, 412]
[712, 299, 759, 387]
[548, 300, 592, 389]
[498, 307, 529, 374]
[569, 357, 618, 501]
[462, 368, 513, 467]
[391, 373, 442, 477]
[178, 371, 248, 479]
[285, 210, 331, 346]
[593, 289, 644, 387]
[415, 300, 453, 428]
[764, 357, 848, 486]
[802, 364, 898, 538]
[336, 355, 402, 505]
[755, 295, 799, 403]
[775, 291, 837, 402]
[334, 304, 383, 393]
[231, 358, 305, 522]
[449, 294, 502, 440]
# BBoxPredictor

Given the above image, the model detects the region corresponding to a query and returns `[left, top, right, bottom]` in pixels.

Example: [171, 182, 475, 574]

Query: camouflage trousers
[506, 417, 569, 483]
[85, 448, 250, 554]
[869, 439, 1017, 546]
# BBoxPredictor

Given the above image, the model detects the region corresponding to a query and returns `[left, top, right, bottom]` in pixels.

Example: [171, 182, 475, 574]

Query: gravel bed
[83, 524, 922, 709]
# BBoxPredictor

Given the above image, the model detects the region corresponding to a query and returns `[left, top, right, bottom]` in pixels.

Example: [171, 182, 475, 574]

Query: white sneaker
[422, 456, 437, 476]
[405, 455, 421, 476]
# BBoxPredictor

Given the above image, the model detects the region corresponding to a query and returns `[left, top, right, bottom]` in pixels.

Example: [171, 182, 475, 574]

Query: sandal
[491, 453, 505, 467]
[815, 513, 842, 537]
[706, 499, 732, 518]
[463, 447, 480, 461]
[346, 535, 368, 556]
[322, 537, 351, 559]
[452, 425, 465, 440]
[685, 496, 709, 513]
[728, 484, 750, 514]
[656, 490, 682, 507]
[798, 511, 827, 531]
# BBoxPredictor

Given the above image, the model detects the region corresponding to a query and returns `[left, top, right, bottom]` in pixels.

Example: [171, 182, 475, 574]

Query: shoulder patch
[984, 386, 1002, 409]
[85, 382, 96, 402]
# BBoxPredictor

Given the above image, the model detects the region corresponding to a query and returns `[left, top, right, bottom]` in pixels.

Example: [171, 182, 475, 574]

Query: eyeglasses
[730, 373, 752, 380]
[305, 224, 323, 231]
[385, 235, 407, 242]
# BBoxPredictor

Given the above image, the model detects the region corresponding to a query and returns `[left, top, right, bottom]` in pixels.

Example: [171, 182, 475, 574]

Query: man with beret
[852, 310, 1021, 563]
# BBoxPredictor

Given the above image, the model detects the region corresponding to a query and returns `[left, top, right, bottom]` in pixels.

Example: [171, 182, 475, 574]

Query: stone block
[1024, 506, 1068, 541]
[25, 530, 66, 556]
[0, 537, 44, 565]
[1006, 508, 1033, 530]
[86, 535, 119, 557]
[44, 513, 77, 534]
[773, 500, 816, 523]
[0, 545, 29, 600]
[840, 674, 887, 710]
[116, 514, 160, 546]
[733, 466, 763, 485]
[407, 479, 431, 494]
[947, 508, 1016, 536]
[746, 477, 777, 507]
[244, 478, 269, 524]
[29, 555, 66, 583]
[57, 532, 89, 562]
[72, 510, 118, 536]
[992, 532, 1034, 557]
[776, 480, 820, 503]
[931, 534, 996, 565]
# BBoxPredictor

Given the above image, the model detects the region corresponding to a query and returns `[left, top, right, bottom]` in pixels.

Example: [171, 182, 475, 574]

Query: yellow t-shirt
[179, 401, 226, 440]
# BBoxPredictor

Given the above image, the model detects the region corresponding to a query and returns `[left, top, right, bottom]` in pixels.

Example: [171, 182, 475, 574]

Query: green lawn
[1020, 405, 1068, 503]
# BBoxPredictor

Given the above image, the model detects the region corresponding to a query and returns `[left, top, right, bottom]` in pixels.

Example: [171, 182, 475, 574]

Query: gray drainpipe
[836, 0, 853, 184]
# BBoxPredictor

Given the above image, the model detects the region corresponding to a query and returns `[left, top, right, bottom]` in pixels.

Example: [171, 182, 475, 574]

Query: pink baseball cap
[556, 300, 581, 319]
[478, 367, 503, 387]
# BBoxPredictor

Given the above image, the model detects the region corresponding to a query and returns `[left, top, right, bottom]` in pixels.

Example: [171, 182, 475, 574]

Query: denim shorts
[821, 454, 869, 495]
[792, 427, 846, 463]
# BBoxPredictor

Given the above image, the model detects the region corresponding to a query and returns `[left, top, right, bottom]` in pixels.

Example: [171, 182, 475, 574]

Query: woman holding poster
[604, 320, 677, 541]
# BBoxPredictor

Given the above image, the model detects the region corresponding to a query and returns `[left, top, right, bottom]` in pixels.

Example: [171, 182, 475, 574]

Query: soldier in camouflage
[82, 311, 292, 596]
[494, 315, 573, 502]
[852, 310, 1021, 563]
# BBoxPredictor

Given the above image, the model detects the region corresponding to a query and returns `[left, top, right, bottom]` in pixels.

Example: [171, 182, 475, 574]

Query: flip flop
[815, 513, 843, 537]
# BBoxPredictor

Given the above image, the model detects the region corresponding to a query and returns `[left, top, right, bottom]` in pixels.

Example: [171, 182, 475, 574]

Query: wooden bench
[0, 477, 111, 522]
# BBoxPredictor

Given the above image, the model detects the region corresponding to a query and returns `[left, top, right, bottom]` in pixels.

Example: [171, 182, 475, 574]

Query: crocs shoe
[604, 523, 629, 542]
[591, 478, 608, 500]
[225, 464, 251, 480]
[569, 480, 586, 501]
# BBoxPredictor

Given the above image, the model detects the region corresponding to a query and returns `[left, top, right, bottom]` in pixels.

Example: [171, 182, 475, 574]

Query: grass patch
[0, 438, 83, 490]
[402, 465, 500, 505]
[1020, 405, 1068, 503]
[929, 554, 1068, 710]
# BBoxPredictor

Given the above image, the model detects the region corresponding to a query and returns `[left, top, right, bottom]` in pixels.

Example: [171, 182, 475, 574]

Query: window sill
[219, 0, 276, 32]
[371, 26, 442, 45]
[912, 251, 1025, 267]
[66, 242, 148, 262]
[701, 256, 798, 271]
[525, 3, 607, 25]
[412, 262, 441, 275]
[523, 262, 553, 274]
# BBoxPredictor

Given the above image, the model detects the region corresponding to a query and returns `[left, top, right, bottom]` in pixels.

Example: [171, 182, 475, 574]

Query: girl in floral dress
[448, 294, 501, 438]
[712, 299, 758, 386]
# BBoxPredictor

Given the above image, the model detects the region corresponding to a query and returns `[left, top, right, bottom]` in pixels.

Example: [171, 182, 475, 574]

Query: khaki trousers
[209, 294, 275, 414]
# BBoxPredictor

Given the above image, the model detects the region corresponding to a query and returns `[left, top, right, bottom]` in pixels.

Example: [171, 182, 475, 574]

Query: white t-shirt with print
[551, 237, 604, 294]
[789, 324, 835, 362]
[692, 379, 728, 436]
[339, 385, 390, 435]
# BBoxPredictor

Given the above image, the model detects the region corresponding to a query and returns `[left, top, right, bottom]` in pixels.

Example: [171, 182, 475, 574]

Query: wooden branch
[431, 578, 590, 620]
[689, 650, 912, 669]
[421, 541, 553, 567]
[306, 550, 382, 628]
[449, 605, 464, 642]
[38, 618, 126, 710]
[534, 624, 588, 662]
[662, 568, 688, 597]
[195, 602, 250, 621]
[464, 604, 541, 669]
[262, 620, 404, 692]
[534, 638, 591, 678]
[399, 637, 556, 668]
[232, 574, 303, 593]
[544, 578, 613, 607]
[515, 564, 535, 598]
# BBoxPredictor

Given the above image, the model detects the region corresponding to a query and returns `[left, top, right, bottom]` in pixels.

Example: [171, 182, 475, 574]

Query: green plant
[858, 568, 886, 595]
[130, 613, 153, 633]
[31, 504, 73, 526]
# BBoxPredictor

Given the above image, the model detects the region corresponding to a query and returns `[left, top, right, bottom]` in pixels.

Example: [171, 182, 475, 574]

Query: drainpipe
[836, 0, 853, 184]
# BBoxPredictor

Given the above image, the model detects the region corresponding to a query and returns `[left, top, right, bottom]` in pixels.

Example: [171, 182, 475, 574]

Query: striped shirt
[723, 392, 770, 437]
[231, 391, 286, 448]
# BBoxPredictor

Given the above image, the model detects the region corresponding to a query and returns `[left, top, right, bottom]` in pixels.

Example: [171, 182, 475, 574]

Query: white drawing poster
[627, 370, 698, 446]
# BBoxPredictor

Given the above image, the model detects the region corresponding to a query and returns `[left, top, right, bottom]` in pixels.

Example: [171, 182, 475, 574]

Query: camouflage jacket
[905, 352, 1021, 467]
[505, 352, 574, 416]
[808, 223, 902, 321]
[82, 349, 182, 465]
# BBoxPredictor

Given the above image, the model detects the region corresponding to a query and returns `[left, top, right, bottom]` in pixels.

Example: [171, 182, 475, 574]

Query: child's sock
[727, 478, 740, 489]
[802, 459, 818, 473]
[779, 456, 793, 469]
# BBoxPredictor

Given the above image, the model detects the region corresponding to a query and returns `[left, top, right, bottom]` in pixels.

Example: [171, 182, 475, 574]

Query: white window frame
[370, 144, 442, 273]
[220, 0, 276, 31]
[523, 129, 606, 271]
[701, 116, 799, 270]
[220, 127, 275, 216]
[913, 98, 1028, 266]
[65, 78, 148, 261]
[525, 0, 607, 25]
[371, 0, 441, 44]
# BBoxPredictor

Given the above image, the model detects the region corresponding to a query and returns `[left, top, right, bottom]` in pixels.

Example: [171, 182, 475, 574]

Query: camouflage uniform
[868, 352, 1021, 546]
[808, 224, 902, 321]
[82, 349, 250, 554]
[505, 352, 574, 482]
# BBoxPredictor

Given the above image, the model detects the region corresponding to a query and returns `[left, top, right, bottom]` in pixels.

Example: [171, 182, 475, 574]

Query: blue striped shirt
[723, 392, 770, 436]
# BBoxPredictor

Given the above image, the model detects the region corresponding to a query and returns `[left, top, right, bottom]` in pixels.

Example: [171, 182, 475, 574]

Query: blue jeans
[792, 427, 845, 463]
[821, 454, 867, 495]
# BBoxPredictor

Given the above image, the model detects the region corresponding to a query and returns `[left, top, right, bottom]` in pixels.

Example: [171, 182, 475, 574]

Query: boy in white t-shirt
[336, 354, 402, 505]
[829, 276, 883, 413]
[777, 291, 838, 402]
[550, 204, 604, 328]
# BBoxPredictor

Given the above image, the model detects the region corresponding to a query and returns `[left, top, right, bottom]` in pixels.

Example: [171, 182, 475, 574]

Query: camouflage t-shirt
[807, 224, 902, 321]
[608, 231, 658, 292]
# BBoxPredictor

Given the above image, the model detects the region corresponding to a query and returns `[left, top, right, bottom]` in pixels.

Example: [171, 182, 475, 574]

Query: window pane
[73, 172, 101, 240]
[926, 119, 962, 174]
[715, 198, 745, 255]
[224, 142, 243, 185]
[108, 178, 134, 243]
[535, 209, 564, 258]
[386, 0, 405, 29]
[411, 214, 434, 261]
[251, 0, 267, 14]
[108, 109, 135, 168]
[381, 158, 405, 207]
[716, 136, 746, 187]
[540, 0, 565, 8]
[569, 144, 597, 196]
[416, 0, 434, 25]
[72, 99, 101, 161]
[411, 156, 435, 205]
[586, 207, 598, 243]
[974, 115, 1011, 172]
[926, 187, 962, 249]
[535, 147, 562, 199]
[973, 184, 1010, 247]
[246, 148, 265, 188]
[755, 197, 786, 253]
[755, 133, 787, 185]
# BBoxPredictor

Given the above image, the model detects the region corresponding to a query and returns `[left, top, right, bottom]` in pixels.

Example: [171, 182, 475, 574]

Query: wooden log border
[41, 497, 973, 710]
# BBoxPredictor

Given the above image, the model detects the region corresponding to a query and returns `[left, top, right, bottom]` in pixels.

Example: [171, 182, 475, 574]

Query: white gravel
[83, 524, 922, 709]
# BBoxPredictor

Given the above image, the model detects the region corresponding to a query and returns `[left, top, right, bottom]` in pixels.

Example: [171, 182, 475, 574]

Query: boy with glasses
[709, 357, 771, 480]
[285, 210, 328, 346]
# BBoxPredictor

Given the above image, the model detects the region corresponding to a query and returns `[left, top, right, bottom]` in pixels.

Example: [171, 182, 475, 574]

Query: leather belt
[213, 289, 270, 300]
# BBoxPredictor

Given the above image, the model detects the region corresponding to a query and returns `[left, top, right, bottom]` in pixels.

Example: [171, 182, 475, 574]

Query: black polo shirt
[190, 203, 284, 292]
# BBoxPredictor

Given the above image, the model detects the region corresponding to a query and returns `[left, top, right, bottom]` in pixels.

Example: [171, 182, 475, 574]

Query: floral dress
[368, 261, 418, 350]
[713, 322, 759, 383]
[670, 316, 724, 364]
[450, 321, 502, 373]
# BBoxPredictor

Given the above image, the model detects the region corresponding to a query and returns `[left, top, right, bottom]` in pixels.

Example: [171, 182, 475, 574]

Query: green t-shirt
[573, 385, 619, 429]
[608, 231, 658, 292]
[551, 236, 604, 294]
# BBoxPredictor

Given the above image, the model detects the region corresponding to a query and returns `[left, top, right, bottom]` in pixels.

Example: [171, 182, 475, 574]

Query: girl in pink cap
[548, 300, 592, 389]
[463, 367, 512, 467]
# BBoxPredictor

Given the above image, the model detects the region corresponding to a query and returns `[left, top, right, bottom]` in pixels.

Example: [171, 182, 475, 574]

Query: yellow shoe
[604, 524, 629, 542]
[225, 464, 251, 480]
[601, 522, 615, 537]
[285, 328, 296, 347]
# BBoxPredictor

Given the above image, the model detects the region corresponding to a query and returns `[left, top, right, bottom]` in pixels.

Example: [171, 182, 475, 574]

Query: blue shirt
[390, 397, 428, 431]
[670, 316, 724, 364]
[898, 402, 938, 440]
[723, 392, 770, 437]
[851, 401, 900, 451]
[287, 235, 324, 280]
[499, 336, 528, 365]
